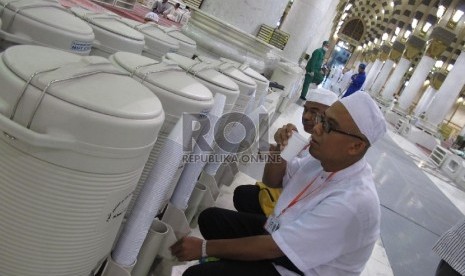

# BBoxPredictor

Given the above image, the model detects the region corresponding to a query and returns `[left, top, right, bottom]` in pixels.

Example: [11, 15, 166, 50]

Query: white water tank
[0, 45, 165, 276]
[109, 52, 214, 214]
[270, 61, 304, 98]
[164, 52, 239, 113]
[0, 0, 94, 54]
[220, 58, 270, 109]
[118, 17, 180, 60]
[70, 7, 145, 57]
[195, 56, 257, 114]
[270, 61, 304, 113]
[158, 25, 196, 58]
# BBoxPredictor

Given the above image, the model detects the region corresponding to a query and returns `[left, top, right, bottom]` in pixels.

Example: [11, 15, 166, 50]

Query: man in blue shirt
[341, 63, 366, 98]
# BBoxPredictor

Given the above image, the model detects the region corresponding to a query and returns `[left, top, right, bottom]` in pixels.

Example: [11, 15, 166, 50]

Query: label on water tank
[70, 40, 92, 53]
[97, 185, 135, 232]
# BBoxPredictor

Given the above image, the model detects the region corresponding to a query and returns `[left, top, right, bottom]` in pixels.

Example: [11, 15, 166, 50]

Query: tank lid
[219, 58, 269, 84]
[112, 52, 213, 102]
[3, 45, 162, 120]
[1, 0, 93, 36]
[119, 18, 179, 48]
[277, 61, 303, 74]
[70, 7, 144, 41]
[242, 67, 269, 84]
[197, 56, 255, 87]
[159, 26, 196, 45]
[217, 63, 256, 87]
[164, 53, 239, 92]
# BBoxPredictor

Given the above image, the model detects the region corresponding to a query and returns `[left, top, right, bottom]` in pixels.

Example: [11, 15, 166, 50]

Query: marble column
[363, 58, 383, 91]
[381, 58, 411, 100]
[397, 56, 435, 112]
[381, 42, 423, 101]
[199, 0, 289, 35]
[364, 61, 373, 73]
[398, 36, 452, 112]
[369, 45, 393, 95]
[370, 60, 395, 96]
[413, 86, 436, 116]
[316, 6, 339, 52]
[280, 0, 339, 62]
[425, 51, 465, 127]
[371, 43, 401, 97]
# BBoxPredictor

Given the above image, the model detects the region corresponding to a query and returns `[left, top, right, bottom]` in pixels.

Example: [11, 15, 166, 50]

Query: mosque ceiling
[333, 0, 465, 69]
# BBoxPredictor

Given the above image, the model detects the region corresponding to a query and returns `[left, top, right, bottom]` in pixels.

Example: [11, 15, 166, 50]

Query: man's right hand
[307, 72, 314, 77]
[274, 124, 298, 150]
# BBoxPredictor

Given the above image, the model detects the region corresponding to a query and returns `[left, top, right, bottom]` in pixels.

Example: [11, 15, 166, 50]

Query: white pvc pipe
[161, 203, 191, 240]
[184, 183, 208, 223]
[187, 183, 217, 228]
[197, 171, 220, 200]
[102, 256, 133, 276]
[131, 219, 170, 276]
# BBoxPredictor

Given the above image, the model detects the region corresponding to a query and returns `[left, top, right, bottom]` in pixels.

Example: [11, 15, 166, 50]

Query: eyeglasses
[314, 114, 368, 143]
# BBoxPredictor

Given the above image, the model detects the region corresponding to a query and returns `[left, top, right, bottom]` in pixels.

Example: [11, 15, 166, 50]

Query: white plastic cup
[280, 131, 309, 161]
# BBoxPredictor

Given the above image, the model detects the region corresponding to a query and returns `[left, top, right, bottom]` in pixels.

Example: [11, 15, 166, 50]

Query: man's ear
[347, 140, 368, 156]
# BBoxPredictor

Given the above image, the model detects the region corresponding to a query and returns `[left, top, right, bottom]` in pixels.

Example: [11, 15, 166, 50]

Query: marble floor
[171, 99, 465, 276]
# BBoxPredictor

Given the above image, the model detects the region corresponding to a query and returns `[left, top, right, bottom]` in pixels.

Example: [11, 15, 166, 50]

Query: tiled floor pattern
[170, 101, 465, 276]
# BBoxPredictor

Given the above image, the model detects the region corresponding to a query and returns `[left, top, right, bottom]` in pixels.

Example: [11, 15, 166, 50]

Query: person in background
[336, 66, 356, 96]
[321, 63, 329, 83]
[181, 6, 191, 21]
[318, 66, 328, 86]
[179, 5, 191, 25]
[300, 41, 329, 100]
[341, 63, 366, 98]
[144, 10, 160, 22]
[432, 218, 465, 276]
[165, 2, 181, 21]
[152, 0, 171, 14]
[233, 87, 338, 217]
[326, 65, 342, 92]
[171, 92, 387, 276]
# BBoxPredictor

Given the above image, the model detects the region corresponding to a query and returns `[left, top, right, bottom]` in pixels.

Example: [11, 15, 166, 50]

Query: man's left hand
[170, 236, 203, 261]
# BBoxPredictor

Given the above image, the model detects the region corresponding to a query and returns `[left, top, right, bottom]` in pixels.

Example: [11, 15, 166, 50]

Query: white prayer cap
[144, 12, 159, 22]
[306, 87, 338, 107]
[339, 91, 386, 145]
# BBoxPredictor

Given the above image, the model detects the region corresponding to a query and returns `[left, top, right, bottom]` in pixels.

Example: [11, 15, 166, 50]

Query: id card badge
[264, 214, 280, 233]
